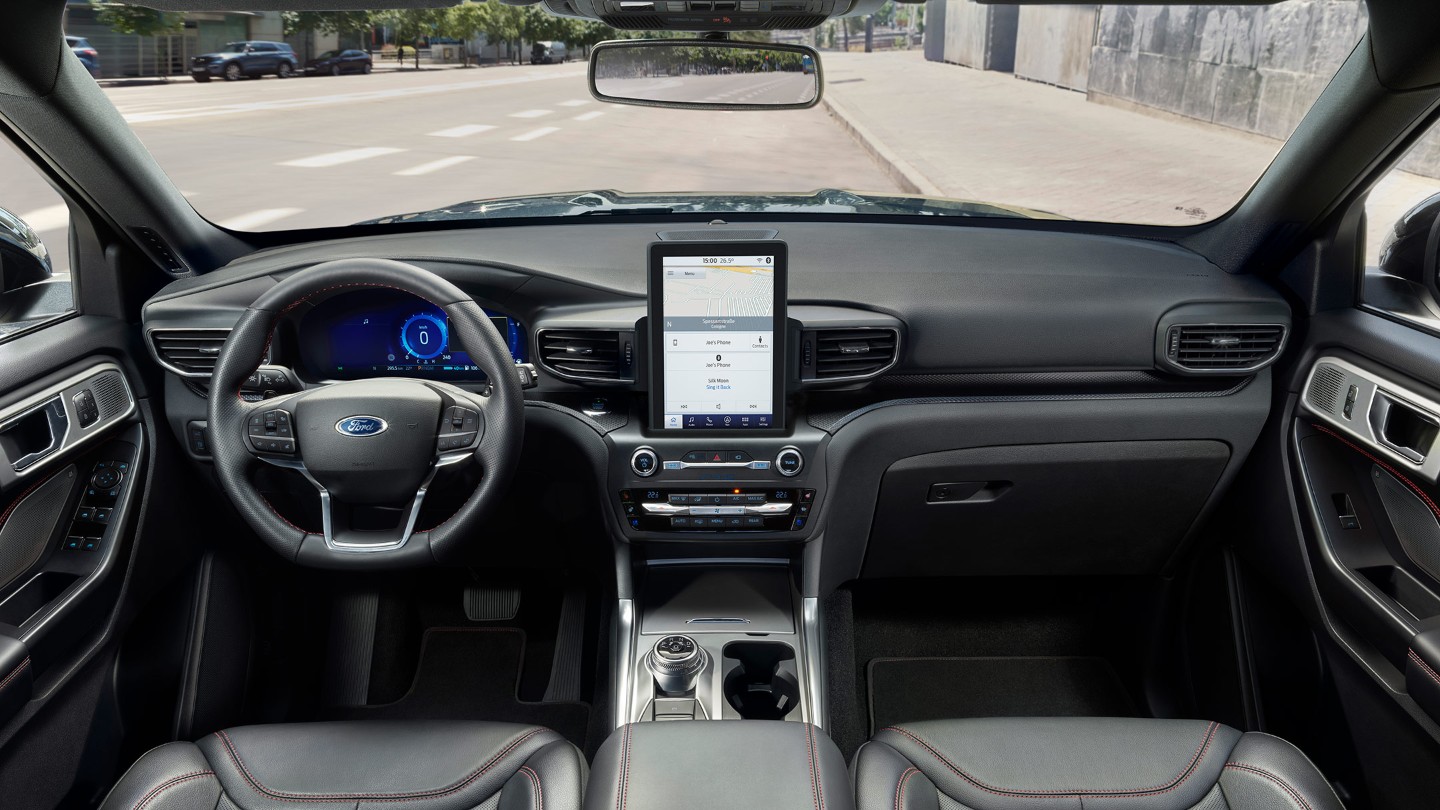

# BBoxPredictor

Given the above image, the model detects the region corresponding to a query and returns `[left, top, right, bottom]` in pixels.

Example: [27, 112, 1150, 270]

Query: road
[597, 72, 816, 106]
[0, 62, 899, 276]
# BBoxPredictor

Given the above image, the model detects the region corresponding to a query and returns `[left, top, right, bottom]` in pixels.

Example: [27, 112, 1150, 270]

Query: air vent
[1164, 324, 1286, 373]
[148, 329, 230, 377]
[538, 328, 636, 383]
[802, 327, 900, 381]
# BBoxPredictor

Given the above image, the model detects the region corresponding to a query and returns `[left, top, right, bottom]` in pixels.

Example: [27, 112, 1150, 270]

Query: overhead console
[543, 0, 892, 31]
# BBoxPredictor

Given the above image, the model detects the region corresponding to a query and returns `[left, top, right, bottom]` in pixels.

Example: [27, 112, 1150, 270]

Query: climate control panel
[618, 487, 815, 533]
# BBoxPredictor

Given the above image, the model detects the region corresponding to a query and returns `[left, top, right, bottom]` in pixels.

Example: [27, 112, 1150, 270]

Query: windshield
[75, 3, 1366, 230]
[316, 50, 340, 59]
[221, 43, 248, 53]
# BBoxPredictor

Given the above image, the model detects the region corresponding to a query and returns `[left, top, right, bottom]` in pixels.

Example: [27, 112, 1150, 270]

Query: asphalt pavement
[0, 61, 898, 276]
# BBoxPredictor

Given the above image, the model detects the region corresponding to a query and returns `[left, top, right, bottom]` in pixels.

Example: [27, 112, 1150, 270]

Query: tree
[91, 2, 183, 77]
[283, 11, 377, 47]
[377, 8, 448, 67]
[443, 0, 489, 64]
[91, 1, 182, 37]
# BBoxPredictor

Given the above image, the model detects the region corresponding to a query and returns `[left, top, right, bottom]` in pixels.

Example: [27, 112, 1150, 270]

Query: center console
[608, 241, 829, 740]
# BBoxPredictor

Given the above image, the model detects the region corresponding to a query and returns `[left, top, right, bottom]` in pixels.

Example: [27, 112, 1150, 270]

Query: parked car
[190, 41, 298, 82]
[304, 49, 373, 76]
[64, 35, 99, 79]
[530, 40, 567, 64]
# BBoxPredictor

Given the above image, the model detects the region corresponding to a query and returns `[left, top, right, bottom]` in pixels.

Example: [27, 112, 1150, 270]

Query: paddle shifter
[646, 634, 708, 695]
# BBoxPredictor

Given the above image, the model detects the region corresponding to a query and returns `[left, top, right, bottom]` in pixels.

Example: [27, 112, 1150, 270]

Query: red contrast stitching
[216, 726, 543, 802]
[519, 765, 543, 810]
[1409, 648, 1440, 687]
[805, 722, 819, 810]
[1224, 763, 1314, 810]
[1311, 423, 1440, 520]
[258, 494, 319, 536]
[895, 767, 919, 810]
[878, 722, 1219, 798]
[0, 657, 30, 692]
[617, 722, 632, 810]
[130, 770, 215, 810]
[0, 470, 60, 530]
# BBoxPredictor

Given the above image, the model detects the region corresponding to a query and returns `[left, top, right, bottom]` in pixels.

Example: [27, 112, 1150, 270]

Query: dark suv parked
[190, 41, 297, 82]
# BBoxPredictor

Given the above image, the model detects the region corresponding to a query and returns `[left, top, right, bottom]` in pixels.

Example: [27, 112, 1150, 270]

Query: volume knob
[631, 447, 659, 477]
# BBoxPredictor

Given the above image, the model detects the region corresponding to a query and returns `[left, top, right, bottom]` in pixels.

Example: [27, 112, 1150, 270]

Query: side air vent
[801, 327, 900, 381]
[148, 329, 231, 377]
[537, 328, 636, 383]
[131, 227, 191, 278]
[1163, 324, 1287, 373]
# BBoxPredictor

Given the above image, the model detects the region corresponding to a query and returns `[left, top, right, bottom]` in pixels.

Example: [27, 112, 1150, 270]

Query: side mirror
[0, 206, 52, 294]
[589, 39, 822, 111]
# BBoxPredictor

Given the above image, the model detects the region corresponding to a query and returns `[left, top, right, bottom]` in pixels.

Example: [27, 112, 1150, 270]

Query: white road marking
[217, 208, 303, 230]
[509, 109, 552, 119]
[558, 99, 590, 107]
[122, 69, 587, 123]
[428, 124, 496, 138]
[572, 111, 604, 122]
[281, 147, 403, 167]
[510, 127, 560, 142]
[16, 204, 69, 232]
[393, 155, 476, 176]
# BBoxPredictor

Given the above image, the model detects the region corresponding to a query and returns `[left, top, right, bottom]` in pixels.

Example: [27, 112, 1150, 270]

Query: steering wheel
[206, 259, 523, 569]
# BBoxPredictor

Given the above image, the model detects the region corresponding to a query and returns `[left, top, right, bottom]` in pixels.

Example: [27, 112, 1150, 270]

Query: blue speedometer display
[322, 296, 526, 379]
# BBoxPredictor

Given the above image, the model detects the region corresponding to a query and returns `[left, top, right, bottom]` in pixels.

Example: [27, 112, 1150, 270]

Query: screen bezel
[647, 240, 789, 435]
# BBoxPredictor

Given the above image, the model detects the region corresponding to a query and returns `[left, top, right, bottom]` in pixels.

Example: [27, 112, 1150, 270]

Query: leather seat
[853, 718, 1342, 810]
[100, 720, 585, 810]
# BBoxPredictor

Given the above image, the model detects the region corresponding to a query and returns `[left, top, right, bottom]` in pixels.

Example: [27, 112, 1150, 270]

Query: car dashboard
[141, 218, 1291, 591]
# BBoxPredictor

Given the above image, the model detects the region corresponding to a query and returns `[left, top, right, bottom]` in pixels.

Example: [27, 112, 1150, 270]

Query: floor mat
[330, 627, 591, 748]
[867, 655, 1137, 732]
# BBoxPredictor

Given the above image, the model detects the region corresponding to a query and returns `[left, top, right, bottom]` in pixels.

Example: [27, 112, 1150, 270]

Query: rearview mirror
[589, 39, 821, 111]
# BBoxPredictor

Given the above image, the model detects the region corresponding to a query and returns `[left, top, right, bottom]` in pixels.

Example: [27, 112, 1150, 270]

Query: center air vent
[802, 327, 900, 381]
[537, 328, 636, 383]
[1163, 324, 1287, 373]
[148, 329, 231, 377]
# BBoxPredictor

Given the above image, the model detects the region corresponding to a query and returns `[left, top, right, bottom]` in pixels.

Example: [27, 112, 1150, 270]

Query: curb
[822, 92, 944, 198]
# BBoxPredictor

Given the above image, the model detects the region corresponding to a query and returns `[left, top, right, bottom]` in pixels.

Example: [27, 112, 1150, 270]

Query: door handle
[0, 397, 69, 472]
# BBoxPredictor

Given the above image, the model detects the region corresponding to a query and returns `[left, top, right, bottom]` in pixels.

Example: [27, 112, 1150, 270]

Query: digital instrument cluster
[300, 291, 526, 380]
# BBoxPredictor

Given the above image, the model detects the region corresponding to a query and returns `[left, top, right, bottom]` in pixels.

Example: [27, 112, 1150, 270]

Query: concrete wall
[1088, 2, 1366, 140]
[941, 0, 1018, 72]
[1014, 5, 1097, 91]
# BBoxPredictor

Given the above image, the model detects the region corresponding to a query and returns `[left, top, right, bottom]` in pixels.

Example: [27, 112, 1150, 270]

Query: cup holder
[722, 640, 800, 720]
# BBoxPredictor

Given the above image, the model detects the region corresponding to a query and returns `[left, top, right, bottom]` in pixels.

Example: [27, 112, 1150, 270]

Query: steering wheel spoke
[206, 259, 524, 569]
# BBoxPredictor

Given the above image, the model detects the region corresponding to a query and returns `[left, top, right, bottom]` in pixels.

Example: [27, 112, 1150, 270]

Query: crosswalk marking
[558, 99, 590, 107]
[428, 124, 496, 138]
[217, 208, 303, 230]
[394, 156, 476, 176]
[509, 109, 552, 119]
[280, 147, 403, 168]
[572, 111, 604, 122]
[510, 127, 560, 142]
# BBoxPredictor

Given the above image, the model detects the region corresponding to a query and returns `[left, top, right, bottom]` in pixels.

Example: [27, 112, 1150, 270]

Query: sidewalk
[820, 50, 1282, 227]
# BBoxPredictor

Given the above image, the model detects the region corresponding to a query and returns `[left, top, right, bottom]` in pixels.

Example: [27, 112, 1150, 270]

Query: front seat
[100, 721, 585, 810]
[853, 718, 1341, 810]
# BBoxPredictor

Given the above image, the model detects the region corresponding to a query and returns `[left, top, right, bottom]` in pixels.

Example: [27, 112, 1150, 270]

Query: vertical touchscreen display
[658, 253, 780, 430]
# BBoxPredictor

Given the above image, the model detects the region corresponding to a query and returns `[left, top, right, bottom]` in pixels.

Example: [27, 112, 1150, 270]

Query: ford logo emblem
[335, 416, 388, 437]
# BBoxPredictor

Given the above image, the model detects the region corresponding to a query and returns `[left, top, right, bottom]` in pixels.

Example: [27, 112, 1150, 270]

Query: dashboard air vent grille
[538, 328, 635, 383]
[805, 327, 900, 381]
[1166, 324, 1286, 372]
[149, 329, 230, 376]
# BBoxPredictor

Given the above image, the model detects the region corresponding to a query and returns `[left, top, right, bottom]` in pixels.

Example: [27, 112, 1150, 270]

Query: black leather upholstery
[1408, 628, 1440, 724]
[586, 721, 853, 810]
[0, 634, 31, 726]
[853, 718, 1343, 810]
[100, 721, 585, 810]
